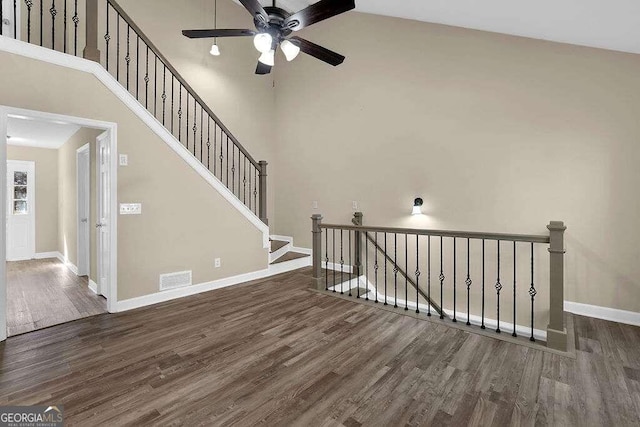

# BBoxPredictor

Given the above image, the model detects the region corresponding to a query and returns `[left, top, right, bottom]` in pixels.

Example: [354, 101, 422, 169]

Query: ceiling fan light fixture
[258, 49, 275, 66]
[209, 43, 220, 56]
[253, 32, 273, 53]
[280, 39, 300, 61]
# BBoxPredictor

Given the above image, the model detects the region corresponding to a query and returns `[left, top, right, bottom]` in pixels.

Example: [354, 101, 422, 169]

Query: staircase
[268, 236, 311, 269]
[0, 0, 268, 224]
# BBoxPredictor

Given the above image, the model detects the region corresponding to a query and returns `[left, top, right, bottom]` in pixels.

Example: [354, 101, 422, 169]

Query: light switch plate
[312, 201, 318, 209]
[120, 203, 142, 215]
[119, 154, 128, 166]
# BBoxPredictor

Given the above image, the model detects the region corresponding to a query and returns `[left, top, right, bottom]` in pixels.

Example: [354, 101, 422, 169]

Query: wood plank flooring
[6, 258, 107, 336]
[1, 267, 639, 426]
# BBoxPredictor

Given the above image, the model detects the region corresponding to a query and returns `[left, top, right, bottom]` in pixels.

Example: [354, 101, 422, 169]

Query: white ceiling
[7, 116, 81, 149]
[260, 0, 640, 55]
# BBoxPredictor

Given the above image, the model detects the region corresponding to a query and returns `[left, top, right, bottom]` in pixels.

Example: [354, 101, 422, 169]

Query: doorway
[0, 107, 118, 341]
[6, 160, 35, 261]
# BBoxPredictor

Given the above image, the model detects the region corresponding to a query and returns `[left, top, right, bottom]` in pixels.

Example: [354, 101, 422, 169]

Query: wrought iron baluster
[11, 0, 15, 38]
[193, 100, 198, 156]
[405, 233, 408, 310]
[1, 0, 4, 37]
[206, 118, 211, 170]
[529, 242, 536, 342]
[186, 93, 189, 150]
[40, 0, 43, 46]
[73, 0, 78, 54]
[466, 238, 472, 326]
[219, 128, 224, 179]
[427, 235, 431, 316]
[253, 168, 257, 212]
[144, 46, 149, 108]
[496, 240, 502, 333]
[177, 86, 182, 141]
[512, 241, 517, 337]
[63, 0, 67, 53]
[243, 156, 246, 204]
[481, 239, 486, 329]
[154, 55, 157, 117]
[348, 230, 352, 297]
[25, 0, 33, 43]
[453, 238, 457, 322]
[50, 0, 56, 49]
[332, 228, 336, 292]
[415, 235, 420, 314]
[104, 2, 109, 70]
[325, 226, 329, 291]
[200, 108, 203, 161]
[439, 236, 444, 319]
[384, 233, 388, 305]
[231, 144, 235, 194]
[162, 65, 166, 125]
[213, 122, 217, 175]
[226, 136, 229, 186]
[393, 233, 398, 308]
[125, 25, 130, 90]
[363, 231, 368, 300]
[340, 229, 344, 294]
[116, 16, 120, 80]
[373, 232, 378, 303]
[136, 34, 139, 99]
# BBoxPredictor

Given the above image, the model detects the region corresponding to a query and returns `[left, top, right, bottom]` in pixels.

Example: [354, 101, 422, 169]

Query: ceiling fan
[182, 0, 356, 75]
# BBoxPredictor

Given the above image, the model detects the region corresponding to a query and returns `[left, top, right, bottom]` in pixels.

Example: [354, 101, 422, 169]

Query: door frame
[1, 0, 21, 40]
[76, 143, 90, 276]
[6, 160, 36, 261]
[0, 106, 118, 342]
[95, 131, 111, 299]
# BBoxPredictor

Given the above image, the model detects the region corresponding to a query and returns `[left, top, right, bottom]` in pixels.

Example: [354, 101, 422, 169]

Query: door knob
[96, 223, 104, 228]
[2, 18, 11, 26]
[81, 218, 88, 223]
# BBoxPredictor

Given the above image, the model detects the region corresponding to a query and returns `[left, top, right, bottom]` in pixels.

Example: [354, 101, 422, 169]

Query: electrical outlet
[352, 201, 358, 210]
[119, 203, 142, 215]
[312, 201, 318, 209]
[119, 154, 128, 166]
[214, 258, 221, 268]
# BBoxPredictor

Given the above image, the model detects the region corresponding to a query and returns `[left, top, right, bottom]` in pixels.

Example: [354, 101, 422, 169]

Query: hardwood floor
[1, 267, 639, 426]
[6, 258, 107, 336]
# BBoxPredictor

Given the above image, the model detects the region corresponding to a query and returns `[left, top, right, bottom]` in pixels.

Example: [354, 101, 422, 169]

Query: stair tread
[270, 240, 289, 253]
[270, 251, 309, 265]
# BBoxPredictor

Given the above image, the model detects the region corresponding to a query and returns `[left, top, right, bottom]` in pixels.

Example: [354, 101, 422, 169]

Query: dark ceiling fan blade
[255, 61, 272, 75]
[283, 0, 355, 31]
[182, 29, 256, 39]
[238, 0, 269, 24]
[290, 36, 345, 66]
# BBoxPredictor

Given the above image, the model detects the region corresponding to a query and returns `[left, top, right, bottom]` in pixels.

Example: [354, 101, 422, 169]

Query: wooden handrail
[106, 0, 260, 168]
[320, 223, 550, 244]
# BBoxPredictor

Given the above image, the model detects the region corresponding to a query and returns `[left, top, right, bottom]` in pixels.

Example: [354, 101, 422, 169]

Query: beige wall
[6, 145, 58, 253]
[57, 127, 101, 283]
[274, 13, 640, 314]
[115, 0, 277, 229]
[0, 51, 268, 301]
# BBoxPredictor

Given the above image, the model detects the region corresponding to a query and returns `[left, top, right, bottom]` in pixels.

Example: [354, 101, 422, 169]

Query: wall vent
[159, 270, 192, 291]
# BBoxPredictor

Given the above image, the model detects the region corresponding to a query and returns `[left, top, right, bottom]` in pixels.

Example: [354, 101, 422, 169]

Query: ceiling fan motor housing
[256, 6, 294, 43]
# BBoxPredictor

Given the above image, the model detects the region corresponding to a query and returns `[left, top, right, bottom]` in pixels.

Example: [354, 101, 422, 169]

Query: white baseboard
[34, 251, 60, 259]
[269, 235, 293, 244]
[88, 279, 99, 294]
[565, 301, 640, 327]
[291, 246, 312, 255]
[53, 251, 80, 276]
[116, 258, 310, 312]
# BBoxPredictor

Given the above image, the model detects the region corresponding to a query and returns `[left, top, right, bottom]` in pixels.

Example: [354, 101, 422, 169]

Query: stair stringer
[0, 37, 269, 248]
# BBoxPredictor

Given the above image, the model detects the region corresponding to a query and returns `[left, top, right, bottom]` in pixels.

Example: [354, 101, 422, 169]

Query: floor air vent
[159, 270, 192, 291]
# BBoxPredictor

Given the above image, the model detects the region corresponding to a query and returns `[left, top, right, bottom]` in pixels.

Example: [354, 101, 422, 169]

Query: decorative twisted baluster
[495, 240, 502, 333]
[466, 238, 472, 325]
[529, 242, 537, 342]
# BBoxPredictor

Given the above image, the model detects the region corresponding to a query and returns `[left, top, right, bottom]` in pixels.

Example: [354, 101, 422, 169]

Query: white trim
[34, 251, 60, 259]
[88, 279, 99, 294]
[6, 160, 36, 261]
[565, 301, 640, 327]
[56, 252, 80, 276]
[116, 259, 310, 312]
[76, 143, 90, 277]
[291, 246, 312, 255]
[0, 37, 269, 249]
[1, 110, 7, 342]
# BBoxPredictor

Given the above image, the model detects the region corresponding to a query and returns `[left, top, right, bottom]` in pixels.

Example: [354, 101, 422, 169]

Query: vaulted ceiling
[257, 0, 640, 55]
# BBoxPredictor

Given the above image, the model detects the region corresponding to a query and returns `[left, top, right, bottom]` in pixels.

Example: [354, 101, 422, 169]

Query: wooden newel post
[353, 212, 363, 277]
[311, 214, 323, 287]
[258, 161, 268, 225]
[83, 0, 101, 62]
[546, 221, 567, 351]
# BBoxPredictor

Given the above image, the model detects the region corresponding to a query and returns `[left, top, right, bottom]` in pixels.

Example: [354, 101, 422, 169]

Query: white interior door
[96, 133, 110, 298]
[6, 160, 35, 261]
[77, 144, 90, 276]
[1, 0, 20, 39]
